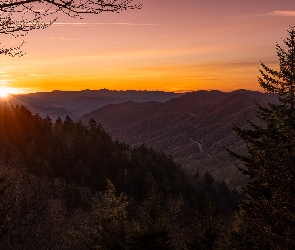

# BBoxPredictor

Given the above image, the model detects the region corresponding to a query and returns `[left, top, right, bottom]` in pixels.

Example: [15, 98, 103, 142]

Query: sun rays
[0, 85, 19, 98]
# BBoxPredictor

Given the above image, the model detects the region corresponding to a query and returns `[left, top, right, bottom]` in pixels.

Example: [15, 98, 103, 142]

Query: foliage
[0, 102, 239, 249]
[0, 103, 191, 199]
[228, 26, 295, 249]
[0, 165, 67, 249]
[69, 179, 131, 249]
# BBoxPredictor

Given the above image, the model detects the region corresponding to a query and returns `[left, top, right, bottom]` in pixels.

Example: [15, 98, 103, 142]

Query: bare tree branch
[0, 0, 142, 56]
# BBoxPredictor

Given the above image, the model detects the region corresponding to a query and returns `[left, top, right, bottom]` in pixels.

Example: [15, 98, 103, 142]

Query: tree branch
[0, 0, 142, 56]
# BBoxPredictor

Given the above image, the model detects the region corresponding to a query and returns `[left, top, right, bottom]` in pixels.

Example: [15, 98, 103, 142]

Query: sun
[0, 86, 11, 98]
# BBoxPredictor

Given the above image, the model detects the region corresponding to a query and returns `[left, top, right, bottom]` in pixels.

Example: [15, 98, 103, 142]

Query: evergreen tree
[68, 179, 131, 250]
[229, 27, 295, 249]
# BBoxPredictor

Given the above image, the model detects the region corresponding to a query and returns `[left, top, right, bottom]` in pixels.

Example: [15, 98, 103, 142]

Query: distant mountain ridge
[80, 89, 278, 188]
[9, 89, 182, 120]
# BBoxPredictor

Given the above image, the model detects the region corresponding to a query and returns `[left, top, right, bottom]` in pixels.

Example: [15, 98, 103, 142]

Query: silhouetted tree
[0, 0, 141, 56]
[229, 26, 295, 249]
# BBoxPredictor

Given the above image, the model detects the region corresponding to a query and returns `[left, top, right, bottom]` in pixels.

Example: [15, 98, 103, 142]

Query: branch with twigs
[0, 0, 142, 56]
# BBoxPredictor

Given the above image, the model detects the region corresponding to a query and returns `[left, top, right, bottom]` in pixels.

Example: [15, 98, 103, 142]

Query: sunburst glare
[0, 86, 13, 98]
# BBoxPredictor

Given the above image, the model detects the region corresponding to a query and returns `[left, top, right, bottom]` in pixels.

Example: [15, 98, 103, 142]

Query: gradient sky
[1, 0, 295, 94]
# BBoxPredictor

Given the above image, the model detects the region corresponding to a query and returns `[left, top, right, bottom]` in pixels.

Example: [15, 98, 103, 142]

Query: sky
[1, 0, 295, 94]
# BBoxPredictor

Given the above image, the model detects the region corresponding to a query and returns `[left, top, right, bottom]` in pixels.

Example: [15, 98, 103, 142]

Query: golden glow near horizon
[0, 0, 295, 94]
[0, 86, 12, 98]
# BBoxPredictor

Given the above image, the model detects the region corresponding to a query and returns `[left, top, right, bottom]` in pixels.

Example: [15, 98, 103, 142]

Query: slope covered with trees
[80, 89, 278, 188]
[0, 102, 189, 197]
[0, 102, 239, 249]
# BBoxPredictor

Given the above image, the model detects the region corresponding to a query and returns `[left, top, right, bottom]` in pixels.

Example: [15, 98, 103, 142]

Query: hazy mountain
[9, 89, 181, 120]
[80, 89, 278, 188]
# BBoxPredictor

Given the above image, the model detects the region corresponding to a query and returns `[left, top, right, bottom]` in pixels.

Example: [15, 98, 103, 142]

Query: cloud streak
[270, 11, 295, 17]
[232, 10, 295, 19]
[49, 37, 77, 41]
[29, 74, 50, 77]
[52, 22, 157, 27]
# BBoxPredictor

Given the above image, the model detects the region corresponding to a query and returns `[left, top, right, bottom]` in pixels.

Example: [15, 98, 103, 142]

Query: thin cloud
[49, 37, 77, 41]
[52, 22, 157, 27]
[29, 74, 49, 77]
[28, 73, 64, 77]
[0, 79, 14, 85]
[31, 9, 56, 13]
[270, 11, 295, 17]
[231, 10, 295, 18]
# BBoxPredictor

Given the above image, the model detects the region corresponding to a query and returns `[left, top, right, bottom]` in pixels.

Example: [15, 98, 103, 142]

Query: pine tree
[69, 179, 131, 249]
[229, 26, 295, 249]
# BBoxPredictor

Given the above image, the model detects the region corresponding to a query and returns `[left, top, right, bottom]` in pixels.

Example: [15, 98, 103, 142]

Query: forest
[0, 24, 295, 250]
[0, 102, 239, 249]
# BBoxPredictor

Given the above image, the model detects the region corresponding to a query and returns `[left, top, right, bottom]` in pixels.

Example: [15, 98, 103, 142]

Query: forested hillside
[80, 89, 278, 188]
[0, 102, 239, 249]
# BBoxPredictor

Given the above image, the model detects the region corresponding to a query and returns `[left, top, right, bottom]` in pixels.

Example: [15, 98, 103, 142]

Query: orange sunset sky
[1, 0, 295, 94]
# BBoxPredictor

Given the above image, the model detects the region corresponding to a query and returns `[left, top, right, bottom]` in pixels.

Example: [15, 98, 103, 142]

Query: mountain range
[80, 89, 278, 188]
[9, 89, 181, 120]
[7, 88, 278, 188]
